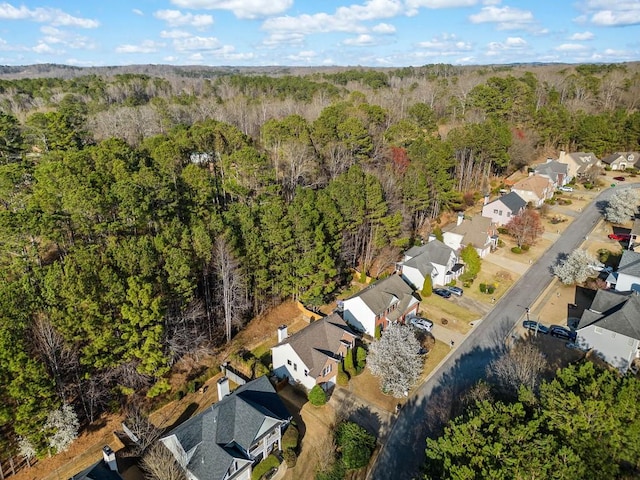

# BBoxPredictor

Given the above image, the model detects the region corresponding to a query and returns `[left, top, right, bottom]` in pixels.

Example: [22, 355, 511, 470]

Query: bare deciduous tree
[141, 442, 186, 480]
[213, 237, 249, 344]
[123, 403, 163, 457]
[31, 316, 76, 398]
[165, 298, 209, 364]
[487, 342, 548, 398]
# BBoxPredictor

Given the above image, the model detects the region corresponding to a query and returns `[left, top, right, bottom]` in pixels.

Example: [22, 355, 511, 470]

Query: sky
[0, 0, 639, 67]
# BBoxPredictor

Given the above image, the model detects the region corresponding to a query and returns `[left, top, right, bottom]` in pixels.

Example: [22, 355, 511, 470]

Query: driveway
[369, 184, 638, 480]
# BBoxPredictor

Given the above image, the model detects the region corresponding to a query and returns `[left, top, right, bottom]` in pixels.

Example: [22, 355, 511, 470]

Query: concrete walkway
[482, 252, 530, 275]
[430, 323, 466, 347]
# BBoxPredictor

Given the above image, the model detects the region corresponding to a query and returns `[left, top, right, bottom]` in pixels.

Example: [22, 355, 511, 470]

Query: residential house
[510, 176, 554, 207]
[160, 376, 292, 480]
[631, 219, 640, 251]
[443, 214, 498, 258]
[533, 159, 570, 187]
[576, 289, 640, 373]
[271, 314, 357, 391]
[610, 250, 640, 293]
[558, 151, 601, 178]
[481, 191, 527, 226]
[398, 239, 463, 288]
[342, 274, 419, 337]
[601, 152, 639, 171]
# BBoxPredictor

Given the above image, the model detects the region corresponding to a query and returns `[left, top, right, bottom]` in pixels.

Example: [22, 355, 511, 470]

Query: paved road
[370, 185, 634, 480]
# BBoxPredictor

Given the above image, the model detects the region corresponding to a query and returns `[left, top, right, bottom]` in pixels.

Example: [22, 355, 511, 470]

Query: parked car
[522, 320, 549, 334]
[549, 325, 576, 341]
[433, 288, 451, 299]
[447, 286, 464, 296]
[408, 316, 433, 332]
[589, 264, 613, 273]
[558, 186, 573, 192]
[608, 233, 631, 241]
[613, 176, 626, 181]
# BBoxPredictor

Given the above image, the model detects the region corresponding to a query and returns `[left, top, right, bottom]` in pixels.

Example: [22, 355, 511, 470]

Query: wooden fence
[0, 455, 35, 479]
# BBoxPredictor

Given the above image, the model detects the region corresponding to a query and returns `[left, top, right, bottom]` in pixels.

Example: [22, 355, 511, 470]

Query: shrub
[308, 385, 327, 406]
[511, 246, 522, 254]
[344, 349, 357, 378]
[487, 285, 495, 294]
[497, 239, 505, 247]
[497, 227, 508, 234]
[146, 378, 171, 398]
[521, 244, 530, 251]
[282, 424, 299, 451]
[359, 270, 367, 283]
[174, 389, 186, 401]
[479, 283, 487, 293]
[337, 364, 349, 386]
[336, 422, 376, 470]
[598, 248, 611, 263]
[283, 448, 297, 468]
[375, 324, 382, 339]
[432, 226, 444, 242]
[421, 275, 433, 297]
[251, 454, 281, 480]
[356, 346, 367, 373]
[441, 318, 448, 325]
[315, 461, 346, 480]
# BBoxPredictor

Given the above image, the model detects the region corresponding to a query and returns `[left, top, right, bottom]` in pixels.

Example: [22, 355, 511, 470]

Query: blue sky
[0, 0, 638, 67]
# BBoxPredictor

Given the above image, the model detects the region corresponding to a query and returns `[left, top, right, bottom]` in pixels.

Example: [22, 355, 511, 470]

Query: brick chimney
[217, 377, 230, 398]
[277, 324, 288, 343]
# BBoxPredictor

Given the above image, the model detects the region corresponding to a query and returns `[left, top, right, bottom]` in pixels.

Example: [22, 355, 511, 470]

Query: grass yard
[419, 296, 478, 335]
[464, 260, 520, 304]
[418, 340, 450, 384]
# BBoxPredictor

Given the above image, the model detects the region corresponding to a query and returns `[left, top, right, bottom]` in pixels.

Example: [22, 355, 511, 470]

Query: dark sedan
[522, 320, 549, 334]
[549, 325, 577, 341]
[433, 288, 451, 299]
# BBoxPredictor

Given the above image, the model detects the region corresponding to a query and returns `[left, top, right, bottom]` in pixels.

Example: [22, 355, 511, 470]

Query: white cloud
[154, 9, 214, 27]
[591, 9, 640, 26]
[39, 26, 95, 49]
[372, 22, 396, 34]
[32, 42, 54, 54]
[554, 43, 588, 51]
[115, 40, 164, 54]
[482, 0, 501, 4]
[170, 0, 293, 19]
[486, 36, 527, 55]
[0, 3, 99, 28]
[286, 50, 318, 63]
[160, 29, 192, 39]
[405, 0, 476, 11]
[132, 9, 144, 16]
[416, 33, 472, 55]
[262, 32, 305, 46]
[469, 6, 534, 29]
[569, 31, 594, 40]
[173, 35, 221, 51]
[576, 1, 640, 26]
[343, 34, 376, 46]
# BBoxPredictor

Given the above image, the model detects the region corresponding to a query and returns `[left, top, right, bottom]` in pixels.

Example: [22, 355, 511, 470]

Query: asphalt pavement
[369, 184, 637, 480]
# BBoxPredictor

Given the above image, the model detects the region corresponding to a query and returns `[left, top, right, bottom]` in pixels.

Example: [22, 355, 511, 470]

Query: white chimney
[102, 445, 118, 472]
[483, 194, 489, 205]
[427, 233, 436, 243]
[277, 324, 288, 343]
[559, 150, 566, 161]
[217, 377, 230, 398]
[456, 212, 464, 226]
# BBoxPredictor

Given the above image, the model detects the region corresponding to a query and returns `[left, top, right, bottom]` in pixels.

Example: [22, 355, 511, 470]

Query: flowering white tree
[367, 322, 423, 398]
[605, 189, 639, 224]
[44, 404, 79, 453]
[553, 249, 602, 285]
[17, 436, 37, 460]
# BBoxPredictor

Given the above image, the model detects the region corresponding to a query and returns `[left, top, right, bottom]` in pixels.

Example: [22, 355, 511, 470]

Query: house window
[287, 359, 292, 366]
[594, 326, 603, 334]
[507, 212, 511, 217]
[322, 364, 332, 376]
[293, 363, 297, 371]
[304, 369, 309, 376]
[499, 210, 503, 215]
[493, 209, 498, 214]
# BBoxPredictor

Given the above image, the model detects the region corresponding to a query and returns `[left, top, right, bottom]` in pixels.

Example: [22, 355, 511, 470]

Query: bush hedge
[308, 385, 327, 406]
[251, 454, 280, 480]
[511, 246, 522, 254]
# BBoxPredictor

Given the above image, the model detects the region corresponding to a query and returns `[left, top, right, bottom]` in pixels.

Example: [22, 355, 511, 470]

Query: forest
[1, 61, 640, 456]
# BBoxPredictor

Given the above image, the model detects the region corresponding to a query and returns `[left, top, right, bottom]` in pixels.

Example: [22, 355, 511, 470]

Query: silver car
[408, 316, 433, 332]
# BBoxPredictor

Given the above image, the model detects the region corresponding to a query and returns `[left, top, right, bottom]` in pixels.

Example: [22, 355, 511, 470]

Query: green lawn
[419, 296, 478, 334]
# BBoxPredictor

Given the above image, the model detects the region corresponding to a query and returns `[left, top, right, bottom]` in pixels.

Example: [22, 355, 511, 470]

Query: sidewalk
[430, 323, 465, 347]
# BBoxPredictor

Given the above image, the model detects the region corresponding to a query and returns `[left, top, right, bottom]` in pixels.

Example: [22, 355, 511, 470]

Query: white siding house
[481, 192, 527, 226]
[398, 239, 462, 288]
[613, 250, 640, 293]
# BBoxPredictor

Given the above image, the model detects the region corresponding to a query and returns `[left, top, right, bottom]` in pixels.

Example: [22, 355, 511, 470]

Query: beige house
[443, 214, 498, 258]
[510, 175, 554, 207]
[558, 151, 601, 178]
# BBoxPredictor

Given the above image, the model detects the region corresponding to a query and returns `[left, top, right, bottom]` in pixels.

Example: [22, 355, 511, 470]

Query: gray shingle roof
[349, 274, 415, 315]
[617, 250, 640, 278]
[601, 152, 640, 165]
[577, 290, 640, 339]
[567, 152, 599, 173]
[447, 215, 494, 249]
[405, 239, 455, 267]
[71, 461, 123, 480]
[162, 376, 290, 480]
[277, 313, 356, 376]
[534, 160, 568, 178]
[486, 191, 526, 213]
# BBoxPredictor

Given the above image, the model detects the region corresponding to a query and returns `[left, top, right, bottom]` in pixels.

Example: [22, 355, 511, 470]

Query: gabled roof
[71, 461, 123, 480]
[601, 152, 640, 165]
[565, 152, 599, 173]
[534, 160, 568, 175]
[446, 215, 494, 249]
[511, 176, 553, 199]
[617, 250, 640, 278]
[347, 274, 415, 315]
[276, 314, 356, 376]
[630, 219, 640, 237]
[162, 376, 290, 480]
[404, 239, 455, 267]
[485, 192, 526, 213]
[578, 290, 640, 340]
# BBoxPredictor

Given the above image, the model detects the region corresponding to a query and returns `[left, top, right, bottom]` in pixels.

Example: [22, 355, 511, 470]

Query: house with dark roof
[576, 290, 640, 373]
[271, 314, 357, 390]
[342, 274, 419, 337]
[533, 159, 570, 187]
[481, 191, 527, 226]
[610, 250, 640, 293]
[558, 151, 601, 178]
[510, 175, 554, 207]
[398, 239, 463, 288]
[160, 376, 291, 480]
[631, 219, 640, 251]
[601, 152, 640, 171]
[443, 214, 498, 258]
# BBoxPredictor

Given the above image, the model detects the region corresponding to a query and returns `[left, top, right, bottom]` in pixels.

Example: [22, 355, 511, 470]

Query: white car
[408, 316, 433, 332]
[558, 186, 573, 192]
